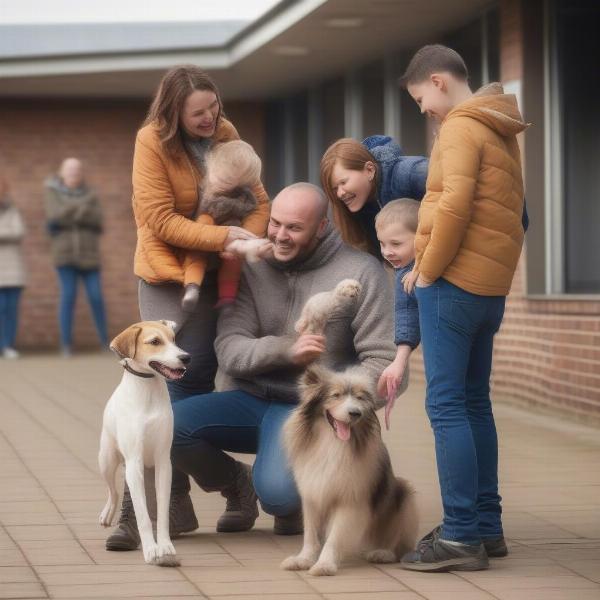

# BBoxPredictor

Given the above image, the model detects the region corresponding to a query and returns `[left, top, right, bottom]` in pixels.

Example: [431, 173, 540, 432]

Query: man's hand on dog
[290, 334, 326, 366]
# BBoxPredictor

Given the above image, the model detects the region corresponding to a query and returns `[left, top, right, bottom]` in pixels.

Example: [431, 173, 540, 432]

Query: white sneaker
[3, 347, 20, 359]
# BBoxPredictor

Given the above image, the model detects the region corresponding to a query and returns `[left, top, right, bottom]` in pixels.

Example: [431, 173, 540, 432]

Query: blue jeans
[172, 390, 301, 517]
[56, 266, 108, 348]
[0, 287, 23, 349]
[415, 278, 506, 544]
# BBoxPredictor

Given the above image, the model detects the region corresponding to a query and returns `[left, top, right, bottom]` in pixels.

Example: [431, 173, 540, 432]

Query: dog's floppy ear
[110, 325, 142, 360]
[299, 363, 328, 404]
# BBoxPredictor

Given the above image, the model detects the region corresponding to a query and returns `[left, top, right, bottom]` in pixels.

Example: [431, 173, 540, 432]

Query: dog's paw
[308, 560, 338, 576]
[294, 317, 307, 334]
[98, 504, 115, 527]
[151, 541, 179, 567]
[157, 541, 176, 558]
[143, 543, 160, 565]
[155, 553, 181, 567]
[365, 549, 397, 563]
[335, 279, 362, 299]
[281, 555, 315, 571]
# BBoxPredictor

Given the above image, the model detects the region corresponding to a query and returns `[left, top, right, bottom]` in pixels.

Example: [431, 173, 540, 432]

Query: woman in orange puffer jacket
[104, 66, 269, 552]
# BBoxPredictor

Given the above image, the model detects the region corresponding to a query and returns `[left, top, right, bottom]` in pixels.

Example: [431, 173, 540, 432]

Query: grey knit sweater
[215, 225, 397, 404]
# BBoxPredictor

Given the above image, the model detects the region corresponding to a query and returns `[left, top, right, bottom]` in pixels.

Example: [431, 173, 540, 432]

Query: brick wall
[0, 98, 266, 350]
[492, 0, 600, 424]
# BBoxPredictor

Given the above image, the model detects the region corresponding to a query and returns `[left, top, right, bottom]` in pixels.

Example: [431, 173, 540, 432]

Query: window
[542, 0, 600, 294]
[557, 1, 600, 292]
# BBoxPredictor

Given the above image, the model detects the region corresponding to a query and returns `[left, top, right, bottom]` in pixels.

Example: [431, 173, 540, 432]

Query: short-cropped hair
[399, 44, 468, 87]
[375, 198, 420, 234]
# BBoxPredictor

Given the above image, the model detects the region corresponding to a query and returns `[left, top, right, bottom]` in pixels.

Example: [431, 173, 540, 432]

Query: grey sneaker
[273, 510, 303, 536]
[482, 536, 508, 558]
[419, 525, 508, 558]
[105, 491, 140, 551]
[216, 462, 259, 533]
[401, 535, 489, 572]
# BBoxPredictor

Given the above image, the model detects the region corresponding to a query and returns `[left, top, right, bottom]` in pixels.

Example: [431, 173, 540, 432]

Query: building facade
[1, 0, 598, 422]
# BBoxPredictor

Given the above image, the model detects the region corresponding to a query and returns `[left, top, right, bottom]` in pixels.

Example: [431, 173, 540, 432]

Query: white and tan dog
[281, 364, 418, 576]
[98, 320, 189, 566]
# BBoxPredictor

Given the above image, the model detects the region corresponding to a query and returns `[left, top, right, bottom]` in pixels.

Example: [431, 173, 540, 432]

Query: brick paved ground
[1, 353, 599, 599]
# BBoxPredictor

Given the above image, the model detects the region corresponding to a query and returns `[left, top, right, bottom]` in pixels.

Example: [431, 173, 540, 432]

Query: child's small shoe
[182, 284, 200, 312]
[214, 296, 236, 310]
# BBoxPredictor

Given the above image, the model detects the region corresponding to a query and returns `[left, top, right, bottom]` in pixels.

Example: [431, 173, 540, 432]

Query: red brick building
[1, 0, 598, 423]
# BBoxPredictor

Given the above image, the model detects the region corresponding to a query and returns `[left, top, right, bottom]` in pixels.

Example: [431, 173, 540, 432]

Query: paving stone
[1, 355, 599, 598]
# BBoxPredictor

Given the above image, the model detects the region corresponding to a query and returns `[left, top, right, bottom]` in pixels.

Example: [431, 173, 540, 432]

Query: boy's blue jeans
[172, 390, 301, 517]
[56, 266, 108, 348]
[415, 278, 506, 544]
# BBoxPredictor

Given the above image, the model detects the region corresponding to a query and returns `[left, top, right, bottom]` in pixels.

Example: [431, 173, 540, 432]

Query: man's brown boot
[274, 509, 303, 535]
[216, 462, 259, 532]
[105, 488, 140, 551]
[106, 479, 198, 550]
[169, 490, 199, 538]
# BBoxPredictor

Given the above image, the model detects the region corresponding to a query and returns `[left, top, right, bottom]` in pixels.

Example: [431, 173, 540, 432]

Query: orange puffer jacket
[414, 83, 528, 296]
[132, 118, 270, 284]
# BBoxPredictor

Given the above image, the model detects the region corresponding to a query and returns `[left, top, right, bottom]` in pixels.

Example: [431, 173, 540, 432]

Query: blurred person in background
[44, 158, 108, 356]
[0, 173, 26, 359]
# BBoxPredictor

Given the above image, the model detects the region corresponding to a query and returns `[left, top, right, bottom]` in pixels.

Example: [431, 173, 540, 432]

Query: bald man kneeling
[169, 182, 397, 536]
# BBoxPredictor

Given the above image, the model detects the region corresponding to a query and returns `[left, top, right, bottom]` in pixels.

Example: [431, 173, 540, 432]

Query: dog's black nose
[178, 353, 191, 365]
[348, 410, 362, 419]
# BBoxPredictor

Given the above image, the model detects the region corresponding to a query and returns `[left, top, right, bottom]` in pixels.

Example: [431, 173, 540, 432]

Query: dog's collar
[122, 360, 155, 379]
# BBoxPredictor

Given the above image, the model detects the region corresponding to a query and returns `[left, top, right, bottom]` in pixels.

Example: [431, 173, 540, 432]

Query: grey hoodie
[215, 225, 398, 404]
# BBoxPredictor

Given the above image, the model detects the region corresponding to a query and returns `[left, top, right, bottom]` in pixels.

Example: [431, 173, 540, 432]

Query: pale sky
[0, 0, 282, 23]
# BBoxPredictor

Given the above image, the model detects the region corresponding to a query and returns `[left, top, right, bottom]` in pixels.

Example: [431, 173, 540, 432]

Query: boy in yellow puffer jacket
[398, 45, 528, 572]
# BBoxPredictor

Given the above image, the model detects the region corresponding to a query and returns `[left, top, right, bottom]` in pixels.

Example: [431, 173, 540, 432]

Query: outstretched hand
[377, 353, 409, 430]
[221, 238, 273, 262]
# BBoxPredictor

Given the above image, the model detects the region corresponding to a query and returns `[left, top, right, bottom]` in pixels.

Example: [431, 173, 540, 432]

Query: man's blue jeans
[415, 278, 506, 544]
[56, 266, 108, 348]
[172, 390, 301, 517]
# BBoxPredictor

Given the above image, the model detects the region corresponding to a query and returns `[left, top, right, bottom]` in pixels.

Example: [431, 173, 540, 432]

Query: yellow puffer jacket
[132, 118, 270, 284]
[415, 83, 528, 296]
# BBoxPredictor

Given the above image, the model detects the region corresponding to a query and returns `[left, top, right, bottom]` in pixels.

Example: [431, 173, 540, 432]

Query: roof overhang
[0, 0, 494, 100]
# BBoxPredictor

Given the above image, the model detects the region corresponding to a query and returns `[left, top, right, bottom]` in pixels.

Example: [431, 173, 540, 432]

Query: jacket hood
[362, 135, 428, 206]
[447, 82, 529, 137]
[363, 135, 403, 166]
[267, 223, 344, 272]
[44, 175, 89, 196]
